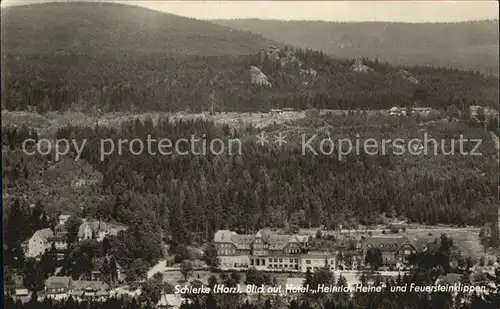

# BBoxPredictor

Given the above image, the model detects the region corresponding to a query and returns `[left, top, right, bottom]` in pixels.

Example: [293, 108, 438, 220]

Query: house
[45, 276, 72, 300]
[54, 224, 68, 237]
[469, 105, 499, 117]
[469, 105, 482, 117]
[214, 230, 252, 269]
[58, 214, 71, 226]
[71, 280, 110, 301]
[14, 289, 29, 297]
[13, 289, 30, 303]
[157, 292, 187, 309]
[108, 223, 128, 236]
[91, 255, 125, 284]
[362, 236, 418, 269]
[23, 225, 69, 258]
[47, 235, 68, 251]
[77, 221, 110, 242]
[300, 253, 333, 272]
[310, 236, 363, 270]
[23, 228, 55, 258]
[4, 272, 24, 295]
[250, 230, 307, 271]
[214, 229, 317, 272]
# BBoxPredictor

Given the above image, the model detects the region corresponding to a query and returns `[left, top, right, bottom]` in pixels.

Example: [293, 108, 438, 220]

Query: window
[306, 260, 311, 265]
[279, 258, 283, 263]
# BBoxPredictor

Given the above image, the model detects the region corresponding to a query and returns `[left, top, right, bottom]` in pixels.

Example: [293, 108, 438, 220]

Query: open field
[1, 110, 309, 136]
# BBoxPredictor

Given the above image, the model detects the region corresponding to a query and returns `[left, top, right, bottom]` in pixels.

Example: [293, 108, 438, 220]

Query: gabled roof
[45, 276, 71, 289]
[72, 280, 109, 291]
[157, 293, 184, 308]
[214, 230, 235, 242]
[33, 228, 55, 243]
[15, 289, 29, 296]
[232, 234, 253, 250]
[214, 229, 309, 250]
[78, 221, 110, 238]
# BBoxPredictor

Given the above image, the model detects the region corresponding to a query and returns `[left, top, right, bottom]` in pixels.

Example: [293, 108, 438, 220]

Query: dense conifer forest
[3, 112, 499, 274]
[2, 48, 499, 113]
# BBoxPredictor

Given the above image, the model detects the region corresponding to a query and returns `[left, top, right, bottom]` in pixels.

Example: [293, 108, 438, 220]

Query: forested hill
[1, 2, 498, 113]
[214, 19, 500, 75]
[2, 48, 498, 113]
[1, 2, 281, 56]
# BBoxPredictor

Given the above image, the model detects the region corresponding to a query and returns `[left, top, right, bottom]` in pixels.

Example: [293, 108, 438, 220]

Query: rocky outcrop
[250, 66, 272, 87]
[280, 50, 303, 68]
[259, 47, 303, 69]
[256, 46, 317, 85]
[260, 46, 281, 62]
[397, 70, 419, 84]
[351, 58, 374, 73]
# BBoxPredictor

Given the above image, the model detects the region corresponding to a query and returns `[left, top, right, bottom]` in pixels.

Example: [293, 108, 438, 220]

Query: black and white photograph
[1, 1, 499, 308]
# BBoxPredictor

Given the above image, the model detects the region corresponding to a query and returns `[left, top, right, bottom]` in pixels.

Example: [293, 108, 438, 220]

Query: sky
[1, 0, 499, 23]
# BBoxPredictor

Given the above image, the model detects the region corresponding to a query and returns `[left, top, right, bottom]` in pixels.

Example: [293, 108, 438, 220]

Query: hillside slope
[1, 3, 498, 113]
[1, 2, 281, 56]
[214, 19, 500, 75]
[3, 47, 498, 113]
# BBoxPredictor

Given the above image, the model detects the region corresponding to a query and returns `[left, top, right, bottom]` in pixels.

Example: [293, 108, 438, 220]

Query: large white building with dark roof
[214, 229, 426, 272]
[214, 229, 319, 271]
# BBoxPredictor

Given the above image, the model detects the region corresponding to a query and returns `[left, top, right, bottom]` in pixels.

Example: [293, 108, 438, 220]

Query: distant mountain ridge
[214, 19, 500, 75]
[1, 2, 498, 114]
[1, 2, 282, 56]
